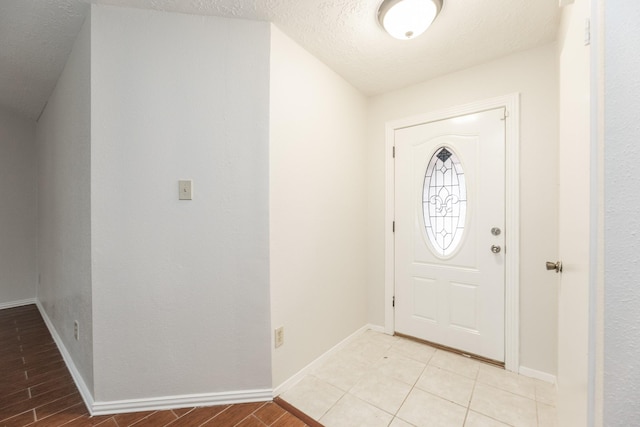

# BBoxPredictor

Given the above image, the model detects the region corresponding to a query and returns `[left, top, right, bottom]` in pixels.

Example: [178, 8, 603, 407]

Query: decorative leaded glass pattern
[423, 146, 467, 256]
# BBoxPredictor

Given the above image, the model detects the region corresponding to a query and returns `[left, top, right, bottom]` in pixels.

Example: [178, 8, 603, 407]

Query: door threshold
[394, 332, 505, 369]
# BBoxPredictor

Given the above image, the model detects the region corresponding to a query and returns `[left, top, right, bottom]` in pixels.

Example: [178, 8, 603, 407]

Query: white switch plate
[179, 180, 192, 200]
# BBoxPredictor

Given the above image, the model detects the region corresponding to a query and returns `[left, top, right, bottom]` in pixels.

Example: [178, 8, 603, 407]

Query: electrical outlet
[274, 326, 284, 348]
[74, 321, 79, 341]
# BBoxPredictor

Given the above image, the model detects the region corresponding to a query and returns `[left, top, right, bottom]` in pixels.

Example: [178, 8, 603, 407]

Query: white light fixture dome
[378, 0, 443, 40]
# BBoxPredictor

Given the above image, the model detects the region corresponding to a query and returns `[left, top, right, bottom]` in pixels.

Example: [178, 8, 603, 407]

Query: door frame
[384, 94, 521, 372]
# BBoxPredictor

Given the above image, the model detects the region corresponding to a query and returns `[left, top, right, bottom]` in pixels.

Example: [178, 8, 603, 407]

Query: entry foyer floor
[279, 330, 557, 427]
[1, 303, 557, 427]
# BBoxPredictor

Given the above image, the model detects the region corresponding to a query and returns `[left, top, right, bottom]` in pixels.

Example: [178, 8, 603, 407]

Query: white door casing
[384, 94, 520, 371]
[394, 108, 506, 362]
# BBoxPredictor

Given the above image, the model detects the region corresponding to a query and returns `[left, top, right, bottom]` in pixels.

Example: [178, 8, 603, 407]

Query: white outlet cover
[275, 327, 284, 348]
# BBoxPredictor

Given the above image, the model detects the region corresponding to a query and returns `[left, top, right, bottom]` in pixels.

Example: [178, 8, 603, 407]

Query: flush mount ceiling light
[378, 0, 443, 40]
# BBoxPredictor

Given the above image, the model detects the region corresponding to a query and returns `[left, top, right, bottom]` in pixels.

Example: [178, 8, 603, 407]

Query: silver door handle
[546, 261, 562, 273]
[491, 245, 501, 254]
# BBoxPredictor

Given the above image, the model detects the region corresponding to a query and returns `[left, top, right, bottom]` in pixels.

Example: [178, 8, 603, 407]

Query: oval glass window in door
[423, 146, 467, 256]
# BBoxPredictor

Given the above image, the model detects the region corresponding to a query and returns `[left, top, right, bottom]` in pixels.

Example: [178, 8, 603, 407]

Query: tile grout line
[196, 404, 231, 427]
[58, 411, 90, 427]
[236, 401, 268, 427]
[32, 390, 84, 421]
[467, 381, 529, 426]
[317, 387, 346, 423]
[462, 371, 480, 427]
[269, 410, 288, 426]
[327, 341, 396, 423]
[388, 345, 435, 425]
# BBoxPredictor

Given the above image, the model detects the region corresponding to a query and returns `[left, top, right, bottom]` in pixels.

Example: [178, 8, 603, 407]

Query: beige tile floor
[280, 330, 557, 427]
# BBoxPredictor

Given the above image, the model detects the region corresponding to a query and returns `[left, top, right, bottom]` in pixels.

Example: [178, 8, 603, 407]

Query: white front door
[394, 108, 506, 362]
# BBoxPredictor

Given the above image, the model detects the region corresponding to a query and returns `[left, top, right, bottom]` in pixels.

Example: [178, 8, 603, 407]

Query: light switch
[179, 180, 192, 200]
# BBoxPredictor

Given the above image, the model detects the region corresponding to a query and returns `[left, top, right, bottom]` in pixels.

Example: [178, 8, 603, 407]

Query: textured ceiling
[0, 0, 560, 120]
[0, 0, 88, 119]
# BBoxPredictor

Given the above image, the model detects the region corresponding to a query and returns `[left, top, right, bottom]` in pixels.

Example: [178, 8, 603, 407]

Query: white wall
[367, 44, 559, 376]
[603, 1, 640, 424]
[0, 108, 37, 307]
[270, 26, 368, 389]
[36, 17, 93, 391]
[90, 5, 272, 402]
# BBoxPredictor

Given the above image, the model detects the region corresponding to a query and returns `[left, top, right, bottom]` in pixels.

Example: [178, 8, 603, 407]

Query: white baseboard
[519, 365, 556, 384]
[36, 301, 273, 416]
[272, 323, 385, 397]
[92, 389, 273, 416]
[36, 301, 96, 413]
[0, 298, 37, 310]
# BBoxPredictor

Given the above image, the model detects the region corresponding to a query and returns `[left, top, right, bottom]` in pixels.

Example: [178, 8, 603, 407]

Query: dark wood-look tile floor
[0, 305, 315, 427]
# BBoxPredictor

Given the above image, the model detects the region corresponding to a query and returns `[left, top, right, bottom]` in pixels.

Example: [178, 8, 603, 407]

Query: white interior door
[394, 108, 506, 362]
[556, 0, 592, 424]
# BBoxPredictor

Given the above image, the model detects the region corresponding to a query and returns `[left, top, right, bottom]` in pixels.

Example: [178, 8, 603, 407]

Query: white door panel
[394, 108, 505, 362]
[556, 1, 592, 423]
